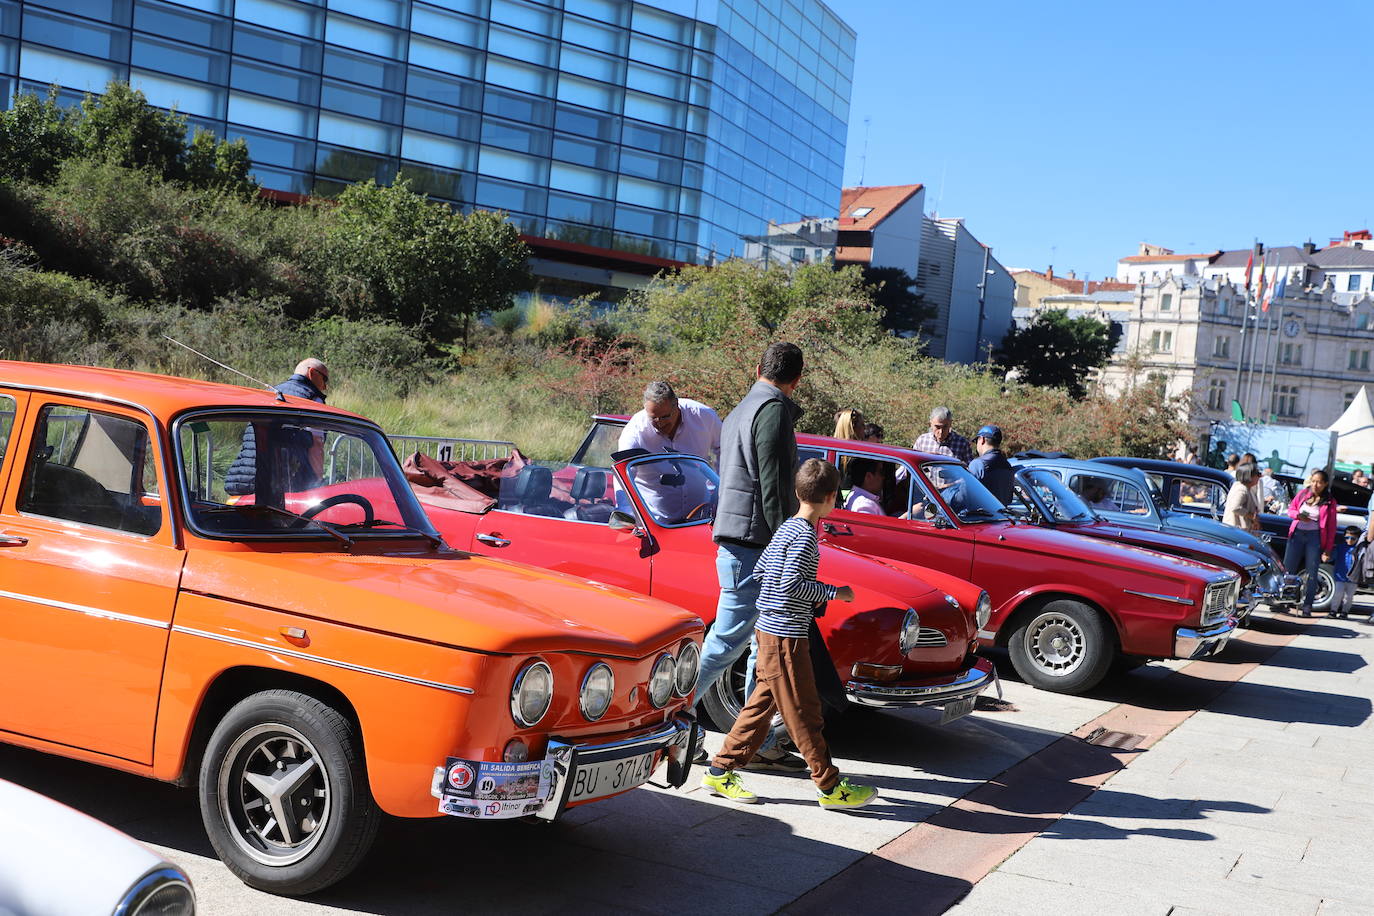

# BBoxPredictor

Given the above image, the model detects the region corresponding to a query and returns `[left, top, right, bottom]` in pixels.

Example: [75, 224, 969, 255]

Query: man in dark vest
[224, 358, 330, 495]
[694, 342, 807, 771]
[968, 424, 1014, 505]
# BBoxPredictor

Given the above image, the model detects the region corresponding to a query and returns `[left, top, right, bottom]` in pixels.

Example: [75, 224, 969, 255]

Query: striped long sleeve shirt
[754, 517, 839, 638]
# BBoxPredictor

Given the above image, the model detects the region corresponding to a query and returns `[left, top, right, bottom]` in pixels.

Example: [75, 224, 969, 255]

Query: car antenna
[163, 335, 285, 401]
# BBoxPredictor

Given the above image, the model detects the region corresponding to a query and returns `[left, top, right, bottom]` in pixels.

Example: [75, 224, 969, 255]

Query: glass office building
[0, 0, 854, 272]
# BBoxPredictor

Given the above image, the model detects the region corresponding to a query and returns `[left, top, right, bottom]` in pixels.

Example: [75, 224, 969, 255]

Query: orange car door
[0, 397, 183, 765]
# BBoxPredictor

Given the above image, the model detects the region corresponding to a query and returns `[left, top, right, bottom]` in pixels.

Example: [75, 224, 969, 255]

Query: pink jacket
[1287, 489, 1338, 553]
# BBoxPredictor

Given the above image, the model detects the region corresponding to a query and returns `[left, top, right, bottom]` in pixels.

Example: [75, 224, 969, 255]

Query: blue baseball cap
[976, 424, 1002, 444]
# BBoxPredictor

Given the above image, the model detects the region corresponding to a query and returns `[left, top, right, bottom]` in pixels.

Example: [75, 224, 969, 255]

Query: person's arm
[775, 533, 838, 605]
[617, 416, 642, 453]
[1321, 503, 1337, 556]
[705, 407, 722, 469]
[1287, 491, 1305, 520]
[969, 458, 986, 481]
[754, 401, 795, 534]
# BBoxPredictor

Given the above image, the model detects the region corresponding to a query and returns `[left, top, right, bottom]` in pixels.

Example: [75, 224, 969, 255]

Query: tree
[996, 308, 1121, 399]
[71, 81, 188, 179]
[324, 177, 532, 342]
[862, 265, 934, 336]
[184, 129, 255, 195]
[0, 90, 79, 183]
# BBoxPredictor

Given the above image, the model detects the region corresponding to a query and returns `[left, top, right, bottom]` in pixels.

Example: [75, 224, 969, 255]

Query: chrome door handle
[476, 533, 511, 548]
[0, 534, 28, 547]
[822, 523, 852, 536]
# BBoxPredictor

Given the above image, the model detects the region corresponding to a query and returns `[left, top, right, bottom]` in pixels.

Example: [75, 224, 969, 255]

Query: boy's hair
[1345, 525, 1361, 535]
[796, 458, 840, 504]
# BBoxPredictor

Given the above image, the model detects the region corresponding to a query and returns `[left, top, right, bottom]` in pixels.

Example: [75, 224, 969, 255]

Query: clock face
[1284, 319, 1301, 338]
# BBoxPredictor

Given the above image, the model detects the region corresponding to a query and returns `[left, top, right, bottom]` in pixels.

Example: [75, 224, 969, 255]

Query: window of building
[1358, 312, 1373, 331]
[1280, 342, 1304, 366]
[1350, 349, 1371, 371]
[1272, 385, 1300, 418]
[1217, 297, 1230, 316]
[1349, 274, 1362, 292]
[1345, 391, 1358, 409]
[1212, 336, 1231, 359]
[1206, 378, 1227, 411]
[791, 247, 806, 262]
[1149, 330, 1173, 353]
[1160, 293, 1173, 311]
[850, 206, 872, 218]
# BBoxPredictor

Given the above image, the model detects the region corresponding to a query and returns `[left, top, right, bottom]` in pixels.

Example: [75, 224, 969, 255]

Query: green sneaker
[701, 769, 758, 804]
[817, 777, 878, 811]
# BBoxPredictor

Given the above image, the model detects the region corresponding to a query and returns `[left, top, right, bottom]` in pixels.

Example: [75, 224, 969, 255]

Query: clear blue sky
[840, 1, 1374, 279]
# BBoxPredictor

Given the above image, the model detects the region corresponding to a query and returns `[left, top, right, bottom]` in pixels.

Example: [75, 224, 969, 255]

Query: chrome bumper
[1174, 619, 1237, 660]
[534, 714, 695, 821]
[845, 658, 995, 708]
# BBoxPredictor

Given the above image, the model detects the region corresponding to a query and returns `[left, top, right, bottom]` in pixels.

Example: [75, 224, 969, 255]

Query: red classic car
[404, 446, 996, 729]
[573, 420, 1241, 696]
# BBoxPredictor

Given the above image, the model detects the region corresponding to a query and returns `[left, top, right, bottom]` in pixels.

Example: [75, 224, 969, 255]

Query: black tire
[698, 641, 849, 732]
[199, 689, 380, 896]
[1007, 599, 1115, 694]
[1302, 567, 1336, 611]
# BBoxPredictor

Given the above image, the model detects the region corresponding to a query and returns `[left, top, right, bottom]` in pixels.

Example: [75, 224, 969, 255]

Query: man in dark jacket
[968, 424, 1014, 505]
[224, 359, 330, 495]
[695, 342, 806, 770]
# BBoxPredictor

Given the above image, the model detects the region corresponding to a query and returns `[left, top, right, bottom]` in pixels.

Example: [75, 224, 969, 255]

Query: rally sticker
[438, 757, 551, 819]
[447, 761, 475, 791]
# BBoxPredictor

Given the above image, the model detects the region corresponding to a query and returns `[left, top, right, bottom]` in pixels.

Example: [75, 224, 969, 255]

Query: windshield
[625, 454, 718, 527]
[919, 462, 1008, 523]
[1018, 469, 1097, 523]
[177, 411, 439, 542]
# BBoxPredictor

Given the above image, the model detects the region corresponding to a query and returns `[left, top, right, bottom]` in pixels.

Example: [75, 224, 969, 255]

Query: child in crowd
[701, 458, 879, 811]
[1329, 525, 1365, 619]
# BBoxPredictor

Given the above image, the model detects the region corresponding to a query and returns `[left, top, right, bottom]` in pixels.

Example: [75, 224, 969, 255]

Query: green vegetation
[996, 307, 1122, 399]
[0, 82, 1187, 461]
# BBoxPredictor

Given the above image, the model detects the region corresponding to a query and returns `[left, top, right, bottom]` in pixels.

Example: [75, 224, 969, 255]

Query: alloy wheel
[218, 723, 332, 867]
[1025, 612, 1086, 675]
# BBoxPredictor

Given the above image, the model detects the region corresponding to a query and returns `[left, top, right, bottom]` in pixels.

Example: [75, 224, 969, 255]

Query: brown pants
[712, 630, 839, 792]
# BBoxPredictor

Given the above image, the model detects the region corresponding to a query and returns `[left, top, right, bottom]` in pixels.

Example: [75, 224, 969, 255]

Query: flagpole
[1231, 244, 1259, 411]
[1242, 253, 1272, 414]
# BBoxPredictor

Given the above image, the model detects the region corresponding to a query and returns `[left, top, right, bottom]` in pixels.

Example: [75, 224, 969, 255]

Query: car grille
[916, 627, 947, 648]
[1202, 579, 1238, 625]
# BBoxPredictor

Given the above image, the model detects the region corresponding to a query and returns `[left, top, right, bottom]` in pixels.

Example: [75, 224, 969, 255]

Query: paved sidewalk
[954, 599, 1374, 915]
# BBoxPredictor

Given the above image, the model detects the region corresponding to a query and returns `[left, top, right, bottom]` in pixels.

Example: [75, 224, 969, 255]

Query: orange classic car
[0, 362, 703, 896]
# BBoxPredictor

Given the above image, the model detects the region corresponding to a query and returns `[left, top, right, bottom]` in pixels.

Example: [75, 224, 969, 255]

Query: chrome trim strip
[1122, 589, 1195, 606]
[534, 715, 692, 821]
[845, 664, 994, 708]
[0, 589, 170, 630]
[170, 625, 474, 694]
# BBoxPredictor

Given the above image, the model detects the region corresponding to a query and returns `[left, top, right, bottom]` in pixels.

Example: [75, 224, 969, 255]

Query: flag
[1256, 255, 1267, 304]
[1244, 251, 1254, 290]
[1272, 268, 1287, 307]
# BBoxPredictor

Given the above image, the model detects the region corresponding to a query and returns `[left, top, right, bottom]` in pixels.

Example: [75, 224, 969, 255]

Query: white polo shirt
[618, 398, 721, 467]
[844, 484, 883, 515]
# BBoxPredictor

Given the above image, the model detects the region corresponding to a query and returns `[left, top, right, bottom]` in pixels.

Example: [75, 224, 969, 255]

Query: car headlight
[899, 608, 921, 654]
[648, 653, 675, 708]
[675, 641, 700, 697]
[121, 866, 195, 916]
[579, 662, 614, 721]
[976, 591, 992, 629]
[510, 660, 554, 727]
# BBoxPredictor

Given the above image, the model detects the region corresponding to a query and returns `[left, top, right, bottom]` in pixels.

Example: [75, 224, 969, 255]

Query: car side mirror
[609, 510, 645, 537]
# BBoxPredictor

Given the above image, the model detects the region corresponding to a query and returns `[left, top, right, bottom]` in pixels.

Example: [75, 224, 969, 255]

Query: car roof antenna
[163, 335, 285, 401]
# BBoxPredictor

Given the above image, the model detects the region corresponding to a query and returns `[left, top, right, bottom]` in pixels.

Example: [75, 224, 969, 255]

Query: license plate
[939, 695, 977, 724]
[568, 751, 657, 803]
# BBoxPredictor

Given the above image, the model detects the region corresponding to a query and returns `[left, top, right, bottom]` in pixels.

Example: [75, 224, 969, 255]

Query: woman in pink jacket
[1285, 469, 1338, 616]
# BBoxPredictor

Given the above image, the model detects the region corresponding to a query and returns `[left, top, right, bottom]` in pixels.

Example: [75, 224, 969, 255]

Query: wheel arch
[994, 590, 1121, 653]
[173, 666, 362, 787]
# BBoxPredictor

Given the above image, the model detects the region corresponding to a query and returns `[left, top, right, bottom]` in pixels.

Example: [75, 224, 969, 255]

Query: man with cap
[967, 424, 1014, 505]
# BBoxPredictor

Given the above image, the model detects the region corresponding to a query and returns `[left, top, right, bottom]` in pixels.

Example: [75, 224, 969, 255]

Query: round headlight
[121, 866, 195, 916]
[579, 662, 614, 721]
[976, 591, 992, 629]
[648, 653, 675, 708]
[899, 608, 921, 654]
[675, 641, 701, 697]
[510, 660, 553, 727]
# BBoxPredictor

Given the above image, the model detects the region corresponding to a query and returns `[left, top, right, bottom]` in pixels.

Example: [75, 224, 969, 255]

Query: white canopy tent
[1329, 386, 1374, 464]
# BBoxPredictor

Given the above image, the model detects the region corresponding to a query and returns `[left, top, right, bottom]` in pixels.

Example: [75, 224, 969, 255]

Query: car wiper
[957, 507, 998, 520]
[200, 503, 354, 548]
[351, 519, 445, 548]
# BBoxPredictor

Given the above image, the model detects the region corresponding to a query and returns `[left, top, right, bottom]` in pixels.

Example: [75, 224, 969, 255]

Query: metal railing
[386, 435, 516, 464]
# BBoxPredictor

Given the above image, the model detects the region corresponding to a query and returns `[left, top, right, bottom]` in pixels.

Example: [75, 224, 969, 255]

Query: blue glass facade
[0, 0, 854, 265]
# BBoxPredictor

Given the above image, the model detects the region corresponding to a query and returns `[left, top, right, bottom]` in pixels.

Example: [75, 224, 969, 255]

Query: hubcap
[218, 723, 331, 867]
[711, 654, 750, 721]
[1026, 613, 1086, 675]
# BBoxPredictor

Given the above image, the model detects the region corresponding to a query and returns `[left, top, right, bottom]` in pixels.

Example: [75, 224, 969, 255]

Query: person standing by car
[618, 380, 721, 466]
[913, 407, 974, 463]
[225, 358, 329, 495]
[698, 342, 807, 770]
[967, 424, 1014, 504]
[1223, 464, 1259, 531]
[1285, 469, 1338, 616]
[832, 408, 865, 441]
[1329, 526, 1364, 619]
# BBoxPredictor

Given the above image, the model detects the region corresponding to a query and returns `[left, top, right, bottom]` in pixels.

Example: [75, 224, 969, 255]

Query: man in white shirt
[843, 457, 884, 515]
[617, 381, 721, 466]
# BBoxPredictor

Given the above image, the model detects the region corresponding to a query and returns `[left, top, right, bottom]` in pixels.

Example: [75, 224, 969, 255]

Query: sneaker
[817, 776, 879, 811]
[743, 747, 808, 773]
[701, 770, 758, 804]
[1299, 608, 1313, 618]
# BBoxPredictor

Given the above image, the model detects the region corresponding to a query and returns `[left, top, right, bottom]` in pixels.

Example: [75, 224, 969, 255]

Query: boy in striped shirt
[701, 458, 880, 810]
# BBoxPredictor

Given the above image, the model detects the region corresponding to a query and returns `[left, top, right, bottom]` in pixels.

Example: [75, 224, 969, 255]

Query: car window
[1171, 478, 1226, 517]
[797, 446, 827, 464]
[178, 413, 436, 539]
[17, 404, 161, 536]
[491, 460, 623, 524]
[1020, 469, 1095, 523]
[624, 455, 717, 527]
[835, 453, 911, 517]
[1071, 474, 1150, 516]
[571, 422, 621, 469]
[0, 395, 14, 464]
[918, 462, 1007, 523]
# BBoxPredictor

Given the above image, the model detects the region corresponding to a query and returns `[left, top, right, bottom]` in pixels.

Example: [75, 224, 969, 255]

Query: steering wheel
[683, 502, 713, 521]
[300, 493, 374, 526]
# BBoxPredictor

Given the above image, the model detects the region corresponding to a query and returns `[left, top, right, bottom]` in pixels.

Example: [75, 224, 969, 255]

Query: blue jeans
[1284, 527, 1323, 608]
[695, 542, 780, 750]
